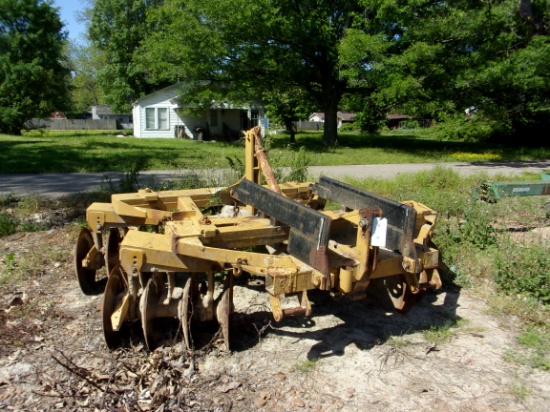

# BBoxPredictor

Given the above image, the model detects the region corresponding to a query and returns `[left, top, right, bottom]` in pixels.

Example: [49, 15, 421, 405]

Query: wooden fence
[28, 118, 121, 130]
[294, 120, 323, 131]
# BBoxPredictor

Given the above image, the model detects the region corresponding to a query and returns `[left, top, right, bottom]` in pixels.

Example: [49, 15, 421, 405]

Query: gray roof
[92, 105, 130, 115]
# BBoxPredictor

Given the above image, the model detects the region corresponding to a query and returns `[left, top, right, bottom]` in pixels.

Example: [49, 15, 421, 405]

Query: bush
[338, 122, 360, 132]
[0, 213, 18, 237]
[494, 242, 550, 304]
[435, 114, 510, 143]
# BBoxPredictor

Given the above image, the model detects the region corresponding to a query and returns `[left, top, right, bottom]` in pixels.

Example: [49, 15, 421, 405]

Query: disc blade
[367, 274, 420, 313]
[140, 278, 156, 351]
[178, 277, 192, 350]
[215, 287, 232, 352]
[75, 227, 105, 295]
[105, 228, 121, 276]
[102, 265, 127, 349]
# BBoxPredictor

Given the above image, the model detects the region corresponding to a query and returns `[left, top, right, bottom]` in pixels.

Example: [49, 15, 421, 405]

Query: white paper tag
[371, 217, 387, 247]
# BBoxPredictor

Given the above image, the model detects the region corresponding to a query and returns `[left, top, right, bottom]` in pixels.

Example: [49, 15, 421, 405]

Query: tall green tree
[138, 0, 361, 145]
[67, 41, 106, 113]
[0, 0, 71, 135]
[88, 0, 167, 112]
[340, 0, 550, 141]
[263, 88, 316, 143]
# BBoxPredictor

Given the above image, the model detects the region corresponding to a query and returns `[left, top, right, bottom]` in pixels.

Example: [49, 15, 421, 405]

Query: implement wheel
[75, 227, 106, 295]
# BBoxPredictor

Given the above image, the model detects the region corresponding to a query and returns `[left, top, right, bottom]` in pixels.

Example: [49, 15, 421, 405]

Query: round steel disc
[140, 278, 156, 350]
[215, 287, 232, 352]
[75, 227, 105, 295]
[105, 228, 121, 276]
[367, 274, 419, 313]
[178, 277, 193, 350]
[102, 265, 126, 349]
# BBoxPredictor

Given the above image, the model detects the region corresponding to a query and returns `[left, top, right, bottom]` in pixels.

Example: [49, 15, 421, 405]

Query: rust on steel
[251, 126, 282, 195]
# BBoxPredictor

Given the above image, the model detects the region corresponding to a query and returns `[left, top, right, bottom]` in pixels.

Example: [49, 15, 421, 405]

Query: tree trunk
[284, 119, 296, 143]
[323, 101, 339, 146]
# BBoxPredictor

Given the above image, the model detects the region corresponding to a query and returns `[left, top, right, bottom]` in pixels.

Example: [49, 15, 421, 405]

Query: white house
[308, 111, 356, 128]
[132, 83, 265, 139]
[308, 112, 325, 123]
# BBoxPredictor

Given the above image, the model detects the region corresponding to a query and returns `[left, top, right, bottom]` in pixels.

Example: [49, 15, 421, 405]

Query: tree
[263, 88, 316, 143]
[0, 0, 71, 135]
[67, 41, 106, 113]
[88, 0, 168, 112]
[340, 0, 550, 142]
[137, 0, 362, 145]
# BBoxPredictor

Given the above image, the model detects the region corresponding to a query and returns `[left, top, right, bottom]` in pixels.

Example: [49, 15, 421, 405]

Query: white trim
[145, 106, 170, 130]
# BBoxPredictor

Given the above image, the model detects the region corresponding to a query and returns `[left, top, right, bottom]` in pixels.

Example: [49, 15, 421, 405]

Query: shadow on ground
[229, 275, 462, 360]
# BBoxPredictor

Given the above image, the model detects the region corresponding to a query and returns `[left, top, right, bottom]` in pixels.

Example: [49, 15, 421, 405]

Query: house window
[145, 107, 169, 130]
[251, 109, 259, 127]
[145, 108, 155, 129]
[158, 108, 168, 129]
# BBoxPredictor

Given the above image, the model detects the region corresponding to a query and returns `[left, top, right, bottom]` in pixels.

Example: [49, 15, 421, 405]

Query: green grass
[347, 167, 550, 368]
[516, 330, 550, 371]
[422, 319, 466, 346]
[0, 129, 548, 174]
[508, 380, 533, 401]
[386, 335, 411, 349]
[294, 358, 319, 374]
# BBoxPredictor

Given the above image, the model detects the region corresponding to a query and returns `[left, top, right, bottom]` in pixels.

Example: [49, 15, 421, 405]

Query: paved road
[0, 160, 548, 197]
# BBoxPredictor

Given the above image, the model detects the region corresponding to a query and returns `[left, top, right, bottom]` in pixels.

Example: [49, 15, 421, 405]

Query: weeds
[438, 202, 498, 252]
[226, 156, 245, 177]
[0, 193, 19, 207]
[494, 241, 550, 304]
[386, 335, 410, 349]
[16, 195, 47, 217]
[294, 358, 319, 374]
[0, 213, 18, 237]
[100, 158, 149, 193]
[508, 380, 532, 401]
[516, 330, 550, 371]
[1, 252, 16, 275]
[422, 319, 466, 346]
[225, 143, 311, 184]
[284, 146, 310, 182]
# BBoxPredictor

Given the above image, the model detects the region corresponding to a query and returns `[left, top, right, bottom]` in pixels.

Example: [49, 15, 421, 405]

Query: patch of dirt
[1, 228, 549, 411]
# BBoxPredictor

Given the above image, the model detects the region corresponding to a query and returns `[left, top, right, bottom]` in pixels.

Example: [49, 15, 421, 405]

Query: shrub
[0, 213, 18, 237]
[494, 242, 550, 304]
[437, 201, 498, 252]
[338, 122, 360, 132]
[435, 114, 510, 143]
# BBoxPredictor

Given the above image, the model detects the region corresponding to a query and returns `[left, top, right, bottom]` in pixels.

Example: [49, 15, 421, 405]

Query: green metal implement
[472, 172, 550, 217]
[473, 179, 550, 202]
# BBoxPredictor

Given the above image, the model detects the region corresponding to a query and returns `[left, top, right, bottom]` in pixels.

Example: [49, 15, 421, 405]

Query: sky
[53, 0, 87, 43]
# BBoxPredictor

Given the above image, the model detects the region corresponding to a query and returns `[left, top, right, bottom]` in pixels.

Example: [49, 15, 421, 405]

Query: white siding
[134, 85, 182, 138]
[133, 83, 266, 139]
[133, 105, 142, 137]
